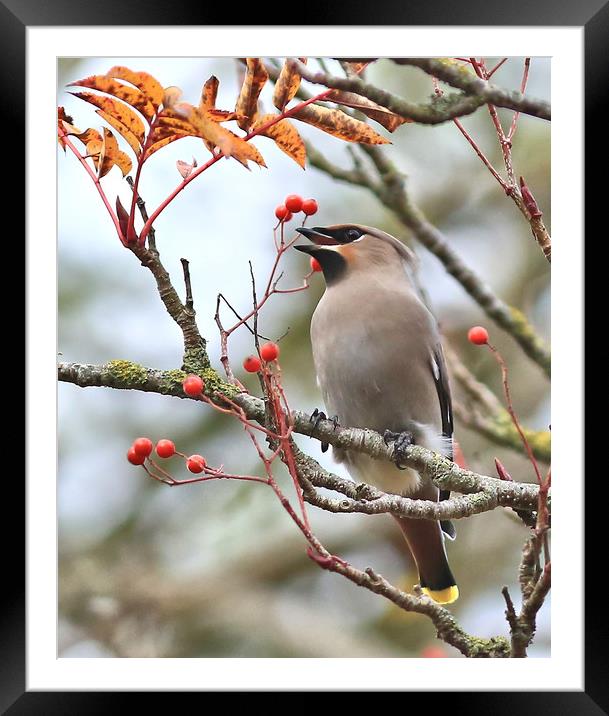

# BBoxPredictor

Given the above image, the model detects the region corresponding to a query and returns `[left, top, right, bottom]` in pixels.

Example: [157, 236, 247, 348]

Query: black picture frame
[8, 0, 600, 710]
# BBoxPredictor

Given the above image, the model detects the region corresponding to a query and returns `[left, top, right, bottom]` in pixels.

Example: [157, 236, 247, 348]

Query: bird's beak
[294, 244, 318, 256]
[295, 226, 339, 246]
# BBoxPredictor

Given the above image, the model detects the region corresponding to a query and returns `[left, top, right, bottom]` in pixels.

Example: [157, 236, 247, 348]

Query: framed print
[6, 0, 602, 709]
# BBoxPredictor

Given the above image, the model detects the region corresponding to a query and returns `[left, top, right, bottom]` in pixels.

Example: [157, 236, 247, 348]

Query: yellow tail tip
[421, 585, 459, 604]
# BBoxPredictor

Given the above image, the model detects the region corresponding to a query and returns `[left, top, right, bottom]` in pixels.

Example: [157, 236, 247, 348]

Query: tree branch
[393, 58, 551, 121]
[58, 360, 545, 515]
[291, 59, 487, 125]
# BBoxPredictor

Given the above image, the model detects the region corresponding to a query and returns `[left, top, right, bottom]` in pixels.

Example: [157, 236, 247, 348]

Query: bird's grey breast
[310, 280, 440, 434]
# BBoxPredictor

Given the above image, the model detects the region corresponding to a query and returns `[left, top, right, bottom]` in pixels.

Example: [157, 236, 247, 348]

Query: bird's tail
[393, 515, 459, 604]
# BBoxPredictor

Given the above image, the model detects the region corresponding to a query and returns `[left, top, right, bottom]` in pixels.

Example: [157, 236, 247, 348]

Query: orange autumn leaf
[206, 108, 242, 123]
[68, 91, 146, 148]
[68, 75, 157, 123]
[57, 106, 79, 150]
[145, 133, 191, 160]
[90, 128, 132, 178]
[57, 107, 100, 149]
[272, 58, 307, 111]
[154, 109, 194, 135]
[76, 128, 103, 145]
[253, 113, 306, 169]
[177, 103, 266, 169]
[105, 66, 164, 110]
[145, 107, 205, 160]
[325, 90, 410, 132]
[95, 108, 143, 157]
[293, 104, 390, 145]
[235, 58, 268, 131]
[200, 75, 219, 111]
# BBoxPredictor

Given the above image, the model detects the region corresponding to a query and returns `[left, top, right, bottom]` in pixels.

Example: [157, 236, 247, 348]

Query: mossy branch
[58, 360, 545, 517]
[393, 58, 551, 120]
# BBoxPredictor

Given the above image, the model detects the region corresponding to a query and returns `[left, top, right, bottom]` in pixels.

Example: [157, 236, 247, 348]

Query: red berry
[155, 439, 176, 458]
[260, 341, 279, 362]
[183, 374, 204, 397]
[284, 211, 293, 222]
[302, 198, 318, 216]
[243, 355, 262, 373]
[468, 326, 489, 345]
[132, 437, 153, 457]
[275, 205, 288, 221]
[310, 257, 322, 273]
[421, 646, 446, 658]
[285, 194, 303, 213]
[127, 446, 146, 465]
[187, 454, 206, 473]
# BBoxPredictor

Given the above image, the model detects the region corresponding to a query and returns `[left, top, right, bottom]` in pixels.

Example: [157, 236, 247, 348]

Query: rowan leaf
[68, 91, 146, 147]
[97, 128, 132, 178]
[143, 107, 197, 161]
[105, 66, 164, 109]
[253, 113, 306, 169]
[206, 109, 241, 123]
[145, 134, 191, 160]
[176, 157, 198, 179]
[177, 104, 266, 169]
[293, 104, 390, 145]
[235, 58, 268, 131]
[95, 109, 142, 156]
[63, 124, 103, 149]
[153, 109, 195, 136]
[68, 75, 157, 122]
[272, 58, 307, 111]
[200, 75, 219, 111]
[325, 90, 410, 132]
[162, 86, 183, 109]
[58, 106, 79, 150]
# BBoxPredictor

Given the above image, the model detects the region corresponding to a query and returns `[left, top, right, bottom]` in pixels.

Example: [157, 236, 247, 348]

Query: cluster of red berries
[127, 436, 175, 465]
[275, 194, 318, 223]
[467, 326, 489, 346]
[126, 435, 207, 474]
[243, 341, 280, 373]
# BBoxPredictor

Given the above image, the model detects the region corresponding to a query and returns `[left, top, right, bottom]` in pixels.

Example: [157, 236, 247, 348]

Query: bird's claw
[383, 429, 414, 470]
[310, 409, 340, 453]
[310, 408, 326, 430]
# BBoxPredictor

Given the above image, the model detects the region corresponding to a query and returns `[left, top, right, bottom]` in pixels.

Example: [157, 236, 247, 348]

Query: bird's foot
[310, 409, 340, 453]
[383, 429, 415, 470]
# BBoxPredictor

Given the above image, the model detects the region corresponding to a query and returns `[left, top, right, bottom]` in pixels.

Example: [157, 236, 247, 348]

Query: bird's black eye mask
[310, 226, 363, 244]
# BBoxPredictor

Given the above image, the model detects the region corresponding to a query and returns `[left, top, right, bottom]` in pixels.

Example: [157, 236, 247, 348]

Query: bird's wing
[431, 342, 456, 540]
[431, 342, 454, 446]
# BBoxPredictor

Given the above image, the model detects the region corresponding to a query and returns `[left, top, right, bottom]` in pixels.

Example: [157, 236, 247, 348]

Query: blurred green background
[58, 57, 550, 658]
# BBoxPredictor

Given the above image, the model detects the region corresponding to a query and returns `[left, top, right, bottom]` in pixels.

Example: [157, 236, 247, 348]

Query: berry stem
[487, 342, 543, 485]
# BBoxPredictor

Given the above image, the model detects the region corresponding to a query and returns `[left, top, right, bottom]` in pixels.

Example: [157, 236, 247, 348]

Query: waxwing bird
[295, 224, 458, 604]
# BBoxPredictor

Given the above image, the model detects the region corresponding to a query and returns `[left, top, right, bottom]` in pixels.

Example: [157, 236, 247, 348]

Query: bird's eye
[346, 229, 360, 242]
